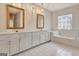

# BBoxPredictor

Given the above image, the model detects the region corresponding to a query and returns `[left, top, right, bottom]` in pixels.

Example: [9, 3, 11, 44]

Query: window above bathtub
[58, 14, 72, 30]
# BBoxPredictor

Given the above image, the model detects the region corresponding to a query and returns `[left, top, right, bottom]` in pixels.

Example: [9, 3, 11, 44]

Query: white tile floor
[17, 42, 79, 56]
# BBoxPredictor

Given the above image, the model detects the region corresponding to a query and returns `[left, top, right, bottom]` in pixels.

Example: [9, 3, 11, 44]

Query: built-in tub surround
[0, 31, 50, 56]
[51, 31, 79, 49]
[52, 31, 75, 39]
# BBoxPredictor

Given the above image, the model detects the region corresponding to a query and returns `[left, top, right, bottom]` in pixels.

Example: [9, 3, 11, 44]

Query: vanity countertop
[0, 30, 50, 35]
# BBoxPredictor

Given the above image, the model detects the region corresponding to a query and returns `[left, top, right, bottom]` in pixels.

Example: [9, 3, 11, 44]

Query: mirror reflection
[7, 5, 24, 29]
[37, 14, 44, 29]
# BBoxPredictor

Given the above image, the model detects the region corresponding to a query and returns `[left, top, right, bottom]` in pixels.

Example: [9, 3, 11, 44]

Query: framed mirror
[36, 14, 44, 29]
[7, 4, 24, 29]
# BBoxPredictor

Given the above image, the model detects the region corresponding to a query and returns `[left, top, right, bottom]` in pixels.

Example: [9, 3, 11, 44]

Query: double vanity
[0, 4, 51, 56]
[0, 31, 50, 56]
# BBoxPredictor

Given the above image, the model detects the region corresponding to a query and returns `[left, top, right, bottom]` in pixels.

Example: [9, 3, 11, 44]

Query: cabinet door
[20, 33, 32, 51]
[39, 32, 50, 44]
[0, 35, 10, 56]
[0, 40, 9, 56]
[39, 32, 46, 44]
[9, 34, 19, 55]
[32, 32, 40, 47]
[45, 32, 50, 41]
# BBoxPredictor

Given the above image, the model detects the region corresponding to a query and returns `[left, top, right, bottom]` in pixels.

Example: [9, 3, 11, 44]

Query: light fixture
[32, 3, 48, 9]
[31, 4, 45, 15]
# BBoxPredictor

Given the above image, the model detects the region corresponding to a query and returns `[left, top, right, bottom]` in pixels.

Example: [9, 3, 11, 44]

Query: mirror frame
[36, 14, 44, 29]
[6, 4, 24, 29]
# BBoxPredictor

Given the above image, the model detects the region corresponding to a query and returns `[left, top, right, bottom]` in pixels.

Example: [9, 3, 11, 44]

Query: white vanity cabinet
[20, 33, 32, 51]
[0, 31, 50, 56]
[39, 32, 50, 44]
[0, 35, 10, 56]
[39, 32, 46, 43]
[9, 34, 20, 55]
[32, 32, 40, 47]
[45, 32, 50, 41]
[0, 40, 9, 56]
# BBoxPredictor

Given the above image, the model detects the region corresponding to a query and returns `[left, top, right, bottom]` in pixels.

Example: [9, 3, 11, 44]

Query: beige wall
[51, 4, 79, 31]
[0, 4, 52, 33]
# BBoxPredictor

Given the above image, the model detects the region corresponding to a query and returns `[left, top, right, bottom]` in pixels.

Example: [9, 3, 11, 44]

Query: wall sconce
[36, 7, 44, 15]
[31, 5, 36, 14]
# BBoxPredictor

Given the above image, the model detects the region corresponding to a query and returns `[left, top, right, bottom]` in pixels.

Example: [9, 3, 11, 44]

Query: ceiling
[24, 3, 78, 12]
[44, 3, 78, 12]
